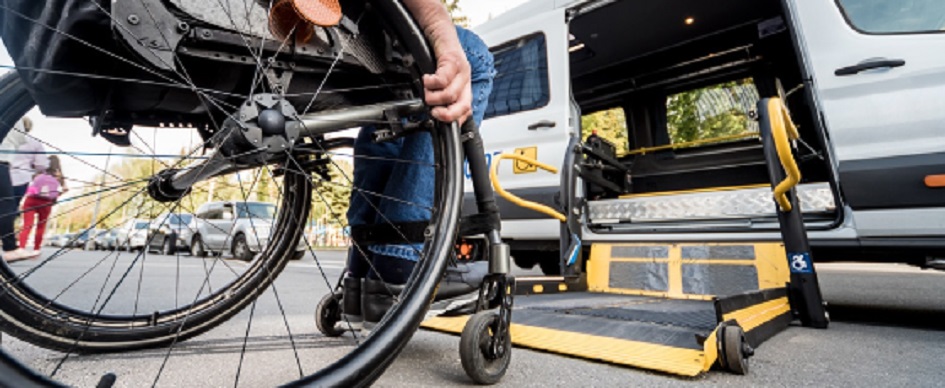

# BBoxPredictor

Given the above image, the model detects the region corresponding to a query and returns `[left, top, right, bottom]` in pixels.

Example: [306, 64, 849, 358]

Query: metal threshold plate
[587, 182, 835, 224]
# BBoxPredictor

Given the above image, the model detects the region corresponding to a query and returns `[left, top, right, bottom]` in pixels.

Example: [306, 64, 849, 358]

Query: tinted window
[665, 78, 759, 148]
[235, 203, 276, 219]
[134, 221, 149, 230]
[837, 0, 945, 34]
[167, 214, 193, 224]
[484, 34, 550, 120]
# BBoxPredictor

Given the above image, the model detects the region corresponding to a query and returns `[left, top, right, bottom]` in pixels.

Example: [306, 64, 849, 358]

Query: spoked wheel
[0, 1, 462, 386]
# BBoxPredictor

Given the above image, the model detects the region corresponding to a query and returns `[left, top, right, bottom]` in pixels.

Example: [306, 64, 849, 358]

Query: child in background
[19, 158, 64, 251]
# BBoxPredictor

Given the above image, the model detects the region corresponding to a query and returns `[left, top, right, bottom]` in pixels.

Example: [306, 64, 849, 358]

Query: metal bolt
[201, 30, 212, 39]
[177, 22, 189, 33]
[127, 15, 140, 25]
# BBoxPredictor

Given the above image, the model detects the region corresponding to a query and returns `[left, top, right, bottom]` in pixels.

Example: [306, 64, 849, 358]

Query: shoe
[3, 248, 40, 263]
[338, 277, 363, 332]
[361, 277, 405, 329]
[436, 261, 488, 301]
[361, 261, 490, 327]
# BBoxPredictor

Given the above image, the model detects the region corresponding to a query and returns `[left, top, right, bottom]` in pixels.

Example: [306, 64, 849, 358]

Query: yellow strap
[490, 153, 567, 222]
[625, 132, 759, 156]
[767, 98, 801, 212]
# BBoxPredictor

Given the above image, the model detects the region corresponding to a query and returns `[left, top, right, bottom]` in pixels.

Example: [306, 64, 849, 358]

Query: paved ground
[2, 249, 943, 386]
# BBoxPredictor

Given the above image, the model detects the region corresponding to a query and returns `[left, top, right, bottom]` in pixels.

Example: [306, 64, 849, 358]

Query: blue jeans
[346, 26, 494, 283]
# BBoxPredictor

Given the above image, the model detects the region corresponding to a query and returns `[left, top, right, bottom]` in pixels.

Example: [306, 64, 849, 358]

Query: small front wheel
[315, 293, 344, 337]
[460, 311, 511, 385]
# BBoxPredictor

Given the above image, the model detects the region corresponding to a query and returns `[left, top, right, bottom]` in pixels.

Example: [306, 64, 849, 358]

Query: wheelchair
[0, 0, 512, 386]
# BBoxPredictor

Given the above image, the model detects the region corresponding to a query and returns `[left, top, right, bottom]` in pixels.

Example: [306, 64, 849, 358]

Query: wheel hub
[217, 93, 301, 163]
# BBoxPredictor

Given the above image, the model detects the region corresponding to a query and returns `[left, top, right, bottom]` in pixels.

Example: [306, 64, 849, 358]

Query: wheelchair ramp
[422, 242, 793, 376]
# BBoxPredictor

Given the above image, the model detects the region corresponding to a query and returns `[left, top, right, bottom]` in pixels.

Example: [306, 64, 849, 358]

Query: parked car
[147, 212, 196, 255]
[72, 229, 98, 249]
[86, 229, 119, 251]
[46, 233, 74, 248]
[116, 219, 150, 251]
[192, 201, 304, 261]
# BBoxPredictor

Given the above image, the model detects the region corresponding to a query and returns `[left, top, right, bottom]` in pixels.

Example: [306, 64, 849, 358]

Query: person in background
[10, 117, 48, 207]
[0, 118, 40, 263]
[19, 156, 64, 251]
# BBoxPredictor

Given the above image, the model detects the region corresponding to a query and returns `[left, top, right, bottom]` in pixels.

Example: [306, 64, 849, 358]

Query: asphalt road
[2, 249, 943, 387]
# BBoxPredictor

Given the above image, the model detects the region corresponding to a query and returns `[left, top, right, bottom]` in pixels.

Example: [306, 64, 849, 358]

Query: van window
[581, 107, 629, 157]
[484, 34, 550, 120]
[665, 78, 759, 148]
[837, 0, 945, 34]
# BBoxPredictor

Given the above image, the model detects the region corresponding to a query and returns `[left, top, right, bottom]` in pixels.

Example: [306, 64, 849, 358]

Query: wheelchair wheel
[460, 310, 512, 385]
[0, 1, 462, 386]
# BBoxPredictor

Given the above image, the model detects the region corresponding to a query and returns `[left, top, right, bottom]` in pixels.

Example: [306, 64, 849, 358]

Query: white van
[470, 0, 945, 274]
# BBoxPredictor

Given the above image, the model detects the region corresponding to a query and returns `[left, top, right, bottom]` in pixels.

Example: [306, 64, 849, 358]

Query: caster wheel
[460, 311, 511, 385]
[315, 292, 344, 337]
[721, 325, 751, 375]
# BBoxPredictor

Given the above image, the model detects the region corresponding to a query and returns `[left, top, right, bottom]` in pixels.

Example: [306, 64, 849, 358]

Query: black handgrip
[835, 59, 905, 76]
[527, 120, 557, 130]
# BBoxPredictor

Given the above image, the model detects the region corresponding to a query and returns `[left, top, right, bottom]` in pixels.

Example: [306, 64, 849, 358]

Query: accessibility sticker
[788, 252, 813, 273]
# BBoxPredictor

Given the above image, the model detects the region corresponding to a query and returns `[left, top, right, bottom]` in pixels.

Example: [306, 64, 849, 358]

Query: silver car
[191, 201, 304, 261]
[146, 212, 196, 255]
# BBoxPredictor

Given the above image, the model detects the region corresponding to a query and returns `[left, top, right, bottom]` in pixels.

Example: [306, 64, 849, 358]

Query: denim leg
[367, 131, 434, 263]
[345, 125, 403, 278]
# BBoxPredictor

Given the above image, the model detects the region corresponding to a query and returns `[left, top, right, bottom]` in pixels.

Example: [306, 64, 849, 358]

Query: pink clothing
[26, 173, 61, 200]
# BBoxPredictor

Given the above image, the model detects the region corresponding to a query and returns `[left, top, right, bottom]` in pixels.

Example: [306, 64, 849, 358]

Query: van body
[470, 0, 945, 273]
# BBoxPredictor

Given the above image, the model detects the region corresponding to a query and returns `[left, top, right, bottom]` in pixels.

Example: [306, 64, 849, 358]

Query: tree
[441, 0, 469, 27]
[581, 108, 629, 156]
[666, 80, 755, 145]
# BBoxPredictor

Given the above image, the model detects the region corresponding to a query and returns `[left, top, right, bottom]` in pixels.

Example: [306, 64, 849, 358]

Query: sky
[0, 0, 529, 187]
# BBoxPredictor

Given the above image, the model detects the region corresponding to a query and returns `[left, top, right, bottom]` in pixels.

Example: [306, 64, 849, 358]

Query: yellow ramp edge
[723, 297, 792, 332]
[422, 316, 710, 377]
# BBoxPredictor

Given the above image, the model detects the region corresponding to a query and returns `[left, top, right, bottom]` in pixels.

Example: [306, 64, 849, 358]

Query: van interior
[568, 0, 839, 231]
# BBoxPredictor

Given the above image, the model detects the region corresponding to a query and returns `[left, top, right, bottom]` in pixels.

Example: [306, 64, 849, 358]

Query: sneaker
[436, 261, 488, 301]
[362, 261, 490, 327]
[361, 277, 405, 329]
[336, 277, 364, 332]
[3, 248, 40, 263]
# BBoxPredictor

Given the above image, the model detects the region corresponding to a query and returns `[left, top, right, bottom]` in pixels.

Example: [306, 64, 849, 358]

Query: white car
[116, 218, 150, 251]
[191, 201, 305, 261]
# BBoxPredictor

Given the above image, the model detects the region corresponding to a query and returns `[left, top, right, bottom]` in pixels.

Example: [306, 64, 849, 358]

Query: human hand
[423, 49, 472, 124]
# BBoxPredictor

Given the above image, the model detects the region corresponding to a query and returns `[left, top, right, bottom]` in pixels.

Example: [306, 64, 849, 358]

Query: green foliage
[666, 80, 756, 145]
[441, 0, 469, 27]
[310, 159, 353, 227]
[581, 108, 629, 156]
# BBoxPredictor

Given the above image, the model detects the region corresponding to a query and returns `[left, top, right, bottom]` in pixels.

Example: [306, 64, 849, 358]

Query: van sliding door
[784, 0, 945, 237]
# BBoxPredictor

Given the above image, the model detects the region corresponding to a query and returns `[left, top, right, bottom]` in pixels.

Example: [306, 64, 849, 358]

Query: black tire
[191, 235, 207, 258]
[460, 311, 512, 385]
[290, 250, 305, 261]
[232, 233, 253, 261]
[315, 293, 345, 338]
[161, 237, 175, 255]
[512, 253, 537, 270]
[539, 258, 561, 276]
[721, 325, 749, 375]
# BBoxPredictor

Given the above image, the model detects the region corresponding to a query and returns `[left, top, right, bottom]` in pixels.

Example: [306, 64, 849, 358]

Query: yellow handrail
[767, 98, 801, 212]
[625, 132, 759, 155]
[490, 153, 567, 222]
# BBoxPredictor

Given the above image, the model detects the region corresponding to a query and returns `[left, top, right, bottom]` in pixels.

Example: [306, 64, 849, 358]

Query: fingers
[423, 52, 473, 124]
